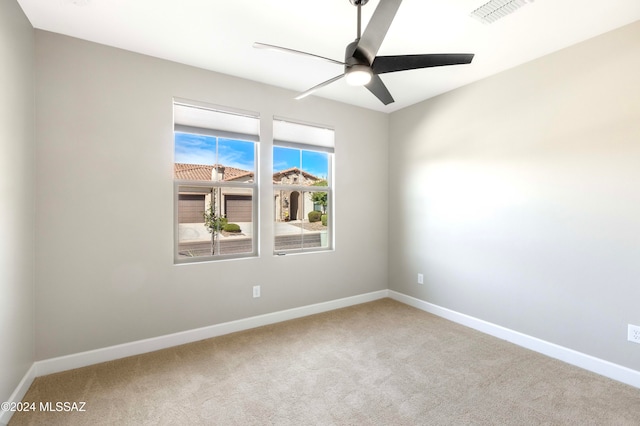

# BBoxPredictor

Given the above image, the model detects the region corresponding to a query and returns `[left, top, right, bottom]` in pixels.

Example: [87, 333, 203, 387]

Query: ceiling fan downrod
[349, 0, 369, 40]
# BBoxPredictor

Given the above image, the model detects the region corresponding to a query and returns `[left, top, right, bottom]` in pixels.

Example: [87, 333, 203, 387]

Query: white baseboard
[388, 290, 640, 389]
[0, 364, 36, 425]
[35, 289, 389, 377]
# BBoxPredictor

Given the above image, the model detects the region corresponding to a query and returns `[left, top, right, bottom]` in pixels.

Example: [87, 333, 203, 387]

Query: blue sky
[175, 132, 328, 178]
[174, 133, 255, 170]
[273, 147, 328, 179]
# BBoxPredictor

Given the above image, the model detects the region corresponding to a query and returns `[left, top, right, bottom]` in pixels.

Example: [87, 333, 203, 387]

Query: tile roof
[174, 163, 254, 182]
[272, 167, 321, 182]
[174, 163, 213, 181]
[175, 163, 321, 183]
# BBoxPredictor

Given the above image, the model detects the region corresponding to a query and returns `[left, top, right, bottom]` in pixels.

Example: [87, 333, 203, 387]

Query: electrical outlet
[253, 285, 261, 298]
[417, 273, 424, 285]
[628, 324, 640, 344]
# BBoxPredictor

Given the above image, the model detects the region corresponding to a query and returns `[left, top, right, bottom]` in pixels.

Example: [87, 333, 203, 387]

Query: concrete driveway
[178, 221, 313, 242]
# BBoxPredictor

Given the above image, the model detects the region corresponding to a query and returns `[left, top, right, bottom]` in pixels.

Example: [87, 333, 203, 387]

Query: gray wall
[0, 0, 35, 402]
[34, 31, 389, 360]
[389, 21, 640, 371]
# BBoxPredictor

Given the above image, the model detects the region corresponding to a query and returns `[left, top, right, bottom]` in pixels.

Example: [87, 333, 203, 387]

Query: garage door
[225, 195, 252, 222]
[178, 194, 205, 223]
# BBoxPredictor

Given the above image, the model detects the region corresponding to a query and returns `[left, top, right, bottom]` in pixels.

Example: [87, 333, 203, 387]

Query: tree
[310, 179, 328, 214]
[203, 189, 225, 255]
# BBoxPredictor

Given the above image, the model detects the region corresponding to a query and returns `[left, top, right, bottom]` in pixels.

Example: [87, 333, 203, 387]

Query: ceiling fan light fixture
[345, 65, 373, 86]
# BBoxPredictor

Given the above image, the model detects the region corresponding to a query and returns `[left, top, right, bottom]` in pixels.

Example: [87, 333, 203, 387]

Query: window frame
[272, 119, 335, 256]
[173, 100, 260, 264]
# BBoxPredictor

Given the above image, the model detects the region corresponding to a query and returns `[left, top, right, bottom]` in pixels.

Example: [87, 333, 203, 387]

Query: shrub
[308, 211, 322, 223]
[204, 206, 227, 233]
[321, 214, 327, 226]
[223, 223, 241, 233]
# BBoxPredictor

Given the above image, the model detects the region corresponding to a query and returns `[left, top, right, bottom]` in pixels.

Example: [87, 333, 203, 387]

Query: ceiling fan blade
[294, 74, 345, 100]
[357, 0, 403, 64]
[253, 42, 345, 66]
[365, 74, 394, 105]
[372, 53, 475, 74]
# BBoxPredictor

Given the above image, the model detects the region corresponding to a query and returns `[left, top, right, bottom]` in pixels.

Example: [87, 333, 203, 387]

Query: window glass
[273, 143, 332, 254]
[302, 150, 329, 178]
[177, 185, 254, 258]
[174, 101, 258, 263]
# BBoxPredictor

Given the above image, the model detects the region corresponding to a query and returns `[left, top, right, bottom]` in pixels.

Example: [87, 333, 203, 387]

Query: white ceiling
[17, 0, 640, 113]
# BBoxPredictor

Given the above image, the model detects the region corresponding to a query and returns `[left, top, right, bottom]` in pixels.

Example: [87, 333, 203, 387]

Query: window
[273, 119, 334, 254]
[174, 100, 259, 263]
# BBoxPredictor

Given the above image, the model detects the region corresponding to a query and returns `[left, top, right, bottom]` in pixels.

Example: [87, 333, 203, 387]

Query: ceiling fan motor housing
[345, 40, 369, 68]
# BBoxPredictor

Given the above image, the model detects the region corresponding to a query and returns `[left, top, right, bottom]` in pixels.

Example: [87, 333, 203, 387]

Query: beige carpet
[9, 298, 640, 425]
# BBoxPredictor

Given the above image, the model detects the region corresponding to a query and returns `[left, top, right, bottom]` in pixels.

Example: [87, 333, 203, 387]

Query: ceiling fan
[254, 0, 474, 105]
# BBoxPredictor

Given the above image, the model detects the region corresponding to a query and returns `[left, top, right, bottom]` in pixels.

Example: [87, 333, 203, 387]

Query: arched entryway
[289, 191, 300, 220]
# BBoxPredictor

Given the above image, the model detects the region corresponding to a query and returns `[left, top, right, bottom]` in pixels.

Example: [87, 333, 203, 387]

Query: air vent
[471, 0, 534, 24]
[62, 0, 91, 6]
